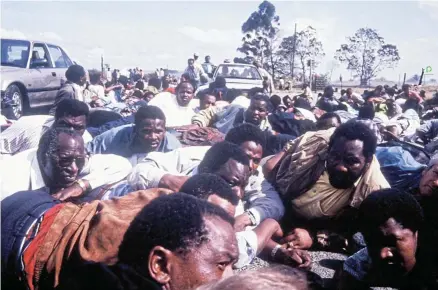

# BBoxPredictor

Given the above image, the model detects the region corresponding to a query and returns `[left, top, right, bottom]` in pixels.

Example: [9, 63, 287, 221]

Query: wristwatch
[74, 179, 88, 192]
[246, 210, 257, 226]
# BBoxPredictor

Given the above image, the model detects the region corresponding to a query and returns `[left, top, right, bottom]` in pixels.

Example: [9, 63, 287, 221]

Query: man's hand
[281, 228, 314, 249]
[234, 213, 253, 232]
[52, 183, 84, 201]
[158, 174, 189, 192]
[275, 247, 312, 269]
[173, 124, 200, 132]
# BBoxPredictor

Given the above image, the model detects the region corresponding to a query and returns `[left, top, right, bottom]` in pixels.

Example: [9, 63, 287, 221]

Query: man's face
[78, 74, 87, 86]
[45, 132, 86, 189]
[214, 159, 250, 200]
[284, 97, 293, 108]
[167, 217, 238, 290]
[403, 86, 411, 95]
[419, 165, 438, 197]
[207, 194, 236, 217]
[134, 118, 166, 152]
[326, 137, 368, 189]
[245, 100, 268, 126]
[367, 218, 418, 276]
[55, 115, 87, 136]
[143, 92, 155, 103]
[188, 60, 195, 68]
[205, 56, 210, 63]
[325, 87, 334, 98]
[200, 95, 216, 110]
[177, 83, 194, 107]
[346, 89, 353, 96]
[239, 141, 263, 174]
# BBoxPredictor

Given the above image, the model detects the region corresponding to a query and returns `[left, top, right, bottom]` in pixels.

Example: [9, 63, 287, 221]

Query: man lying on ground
[1, 127, 132, 200]
[127, 125, 285, 229]
[87, 106, 181, 166]
[180, 174, 311, 269]
[1, 99, 92, 156]
[338, 189, 437, 289]
[264, 121, 389, 251]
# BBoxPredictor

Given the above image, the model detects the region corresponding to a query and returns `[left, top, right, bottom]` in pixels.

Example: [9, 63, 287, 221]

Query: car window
[216, 65, 262, 80]
[61, 49, 73, 67]
[31, 43, 52, 68]
[1, 39, 30, 68]
[47, 44, 69, 68]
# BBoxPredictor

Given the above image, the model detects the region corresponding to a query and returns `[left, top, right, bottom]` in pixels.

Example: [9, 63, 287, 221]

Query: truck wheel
[2, 84, 23, 120]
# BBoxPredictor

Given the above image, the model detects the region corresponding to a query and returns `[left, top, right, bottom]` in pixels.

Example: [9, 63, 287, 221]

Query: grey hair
[196, 265, 308, 290]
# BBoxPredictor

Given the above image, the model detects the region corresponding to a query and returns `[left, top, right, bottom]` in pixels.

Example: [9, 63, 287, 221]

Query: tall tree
[335, 28, 400, 86]
[237, 1, 280, 66]
[279, 26, 324, 82]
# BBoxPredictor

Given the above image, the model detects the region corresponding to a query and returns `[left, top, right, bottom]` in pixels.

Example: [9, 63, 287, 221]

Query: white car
[1, 38, 74, 119]
[197, 63, 263, 94]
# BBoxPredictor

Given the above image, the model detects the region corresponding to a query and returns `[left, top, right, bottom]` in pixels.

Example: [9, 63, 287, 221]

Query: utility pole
[100, 55, 104, 77]
[291, 23, 297, 79]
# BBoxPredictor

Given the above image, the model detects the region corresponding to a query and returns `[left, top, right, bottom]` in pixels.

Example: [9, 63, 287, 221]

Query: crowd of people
[1, 57, 438, 290]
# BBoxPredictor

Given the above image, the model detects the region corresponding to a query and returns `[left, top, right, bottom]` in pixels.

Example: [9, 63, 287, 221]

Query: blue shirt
[86, 124, 181, 166]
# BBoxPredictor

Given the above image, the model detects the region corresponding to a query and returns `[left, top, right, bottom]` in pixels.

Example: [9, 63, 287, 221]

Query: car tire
[2, 84, 24, 120]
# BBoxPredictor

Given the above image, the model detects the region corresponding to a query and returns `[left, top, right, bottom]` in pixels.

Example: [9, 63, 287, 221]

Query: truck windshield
[1, 39, 30, 68]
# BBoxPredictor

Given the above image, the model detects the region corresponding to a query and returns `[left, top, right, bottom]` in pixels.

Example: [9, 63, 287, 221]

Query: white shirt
[127, 146, 284, 225]
[147, 92, 198, 127]
[0, 115, 93, 156]
[1, 148, 132, 200]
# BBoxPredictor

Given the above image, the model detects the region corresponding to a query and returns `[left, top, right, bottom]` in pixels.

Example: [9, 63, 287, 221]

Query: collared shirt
[147, 92, 199, 127]
[86, 124, 181, 166]
[127, 146, 284, 224]
[292, 171, 361, 219]
[184, 65, 206, 81]
[1, 148, 132, 200]
[202, 62, 215, 74]
[0, 116, 93, 156]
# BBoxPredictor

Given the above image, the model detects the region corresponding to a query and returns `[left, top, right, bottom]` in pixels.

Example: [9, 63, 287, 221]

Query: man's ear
[148, 246, 174, 285]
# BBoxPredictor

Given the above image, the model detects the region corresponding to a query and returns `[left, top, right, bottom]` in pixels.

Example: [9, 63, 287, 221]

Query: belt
[7, 202, 53, 280]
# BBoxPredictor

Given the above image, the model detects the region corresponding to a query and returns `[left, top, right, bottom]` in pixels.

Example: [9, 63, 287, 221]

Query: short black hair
[251, 93, 273, 112]
[176, 81, 194, 92]
[317, 112, 341, 130]
[282, 95, 292, 104]
[65, 64, 86, 83]
[132, 90, 143, 98]
[180, 174, 239, 206]
[147, 77, 161, 90]
[198, 89, 215, 101]
[319, 112, 341, 124]
[118, 193, 234, 272]
[358, 188, 424, 237]
[55, 99, 89, 120]
[198, 141, 250, 174]
[135, 80, 145, 91]
[134, 105, 166, 125]
[248, 87, 264, 97]
[329, 121, 377, 161]
[225, 123, 265, 149]
[358, 104, 375, 120]
[88, 69, 101, 84]
[270, 95, 282, 108]
[37, 127, 82, 167]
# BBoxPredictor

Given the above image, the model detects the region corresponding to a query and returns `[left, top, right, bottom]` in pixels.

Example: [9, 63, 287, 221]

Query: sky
[1, 0, 438, 82]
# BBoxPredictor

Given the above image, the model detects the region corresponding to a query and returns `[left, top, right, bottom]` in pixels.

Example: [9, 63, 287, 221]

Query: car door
[27, 42, 59, 107]
[46, 44, 72, 89]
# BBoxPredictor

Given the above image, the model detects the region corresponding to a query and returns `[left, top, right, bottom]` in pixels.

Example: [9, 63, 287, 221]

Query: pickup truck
[1, 38, 74, 119]
[196, 63, 264, 94]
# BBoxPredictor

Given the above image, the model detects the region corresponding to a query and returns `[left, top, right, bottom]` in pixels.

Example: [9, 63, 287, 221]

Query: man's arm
[127, 149, 186, 190]
[191, 106, 222, 127]
[243, 174, 285, 225]
[82, 154, 132, 190]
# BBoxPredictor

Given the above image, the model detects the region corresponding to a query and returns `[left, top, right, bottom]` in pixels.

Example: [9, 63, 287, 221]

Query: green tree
[237, 1, 280, 66]
[335, 28, 400, 86]
[279, 26, 325, 81]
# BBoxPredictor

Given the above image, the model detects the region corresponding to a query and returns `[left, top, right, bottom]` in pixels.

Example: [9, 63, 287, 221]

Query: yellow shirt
[291, 171, 360, 219]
